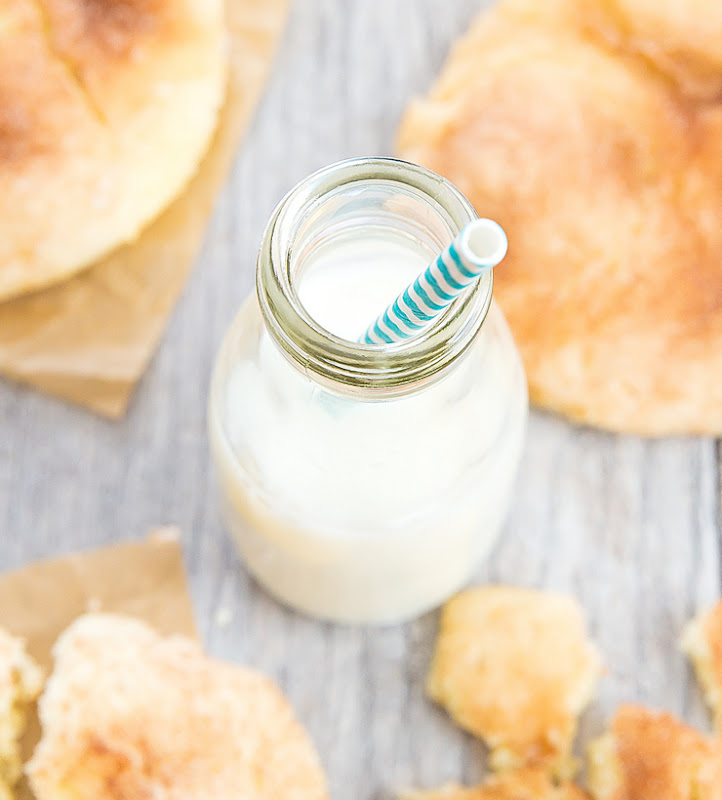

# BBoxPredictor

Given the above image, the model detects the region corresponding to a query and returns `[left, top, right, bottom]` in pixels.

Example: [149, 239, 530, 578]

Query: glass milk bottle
[209, 158, 528, 624]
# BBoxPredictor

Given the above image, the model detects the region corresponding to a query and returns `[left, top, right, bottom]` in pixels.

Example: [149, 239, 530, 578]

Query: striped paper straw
[361, 218, 508, 345]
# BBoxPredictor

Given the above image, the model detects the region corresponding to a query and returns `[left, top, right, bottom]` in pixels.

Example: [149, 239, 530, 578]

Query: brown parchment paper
[0, 0, 290, 418]
[0, 529, 196, 799]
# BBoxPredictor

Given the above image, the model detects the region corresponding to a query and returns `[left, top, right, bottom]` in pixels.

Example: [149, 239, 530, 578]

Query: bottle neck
[256, 158, 493, 397]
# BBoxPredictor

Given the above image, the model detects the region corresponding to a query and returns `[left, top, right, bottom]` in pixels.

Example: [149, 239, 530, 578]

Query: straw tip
[460, 218, 508, 268]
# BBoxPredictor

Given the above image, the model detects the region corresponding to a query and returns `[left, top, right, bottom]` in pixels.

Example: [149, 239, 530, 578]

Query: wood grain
[0, 1, 719, 798]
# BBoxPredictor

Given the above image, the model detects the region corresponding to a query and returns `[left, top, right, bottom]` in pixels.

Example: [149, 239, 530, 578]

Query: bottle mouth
[256, 157, 493, 396]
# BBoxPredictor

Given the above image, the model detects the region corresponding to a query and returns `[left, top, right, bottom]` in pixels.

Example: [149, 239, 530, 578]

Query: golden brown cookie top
[588, 705, 722, 800]
[43, 0, 167, 62]
[0, 0, 225, 300]
[427, 587, 601, 778]
[38, 0, 221, 120]
[398, 0, 722, 434]
[27, 614, 329, 800]
[578, 0, 722, 98]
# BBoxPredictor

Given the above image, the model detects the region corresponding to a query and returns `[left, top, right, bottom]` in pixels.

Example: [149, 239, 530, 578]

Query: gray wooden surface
[0, 1, 720, 797]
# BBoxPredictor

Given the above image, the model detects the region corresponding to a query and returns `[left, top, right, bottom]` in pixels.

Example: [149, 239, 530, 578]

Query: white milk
[208, 226, 528, 624]
[297, 228, 427, 340]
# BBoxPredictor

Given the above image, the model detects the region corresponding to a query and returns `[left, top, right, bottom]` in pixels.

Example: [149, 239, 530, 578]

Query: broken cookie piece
[587, 704, 722, 800]
[0, 627, 42, 792]
[427, 587, 601, 777]
[682, 600, 722, 732]
[27, 613, 328, 800]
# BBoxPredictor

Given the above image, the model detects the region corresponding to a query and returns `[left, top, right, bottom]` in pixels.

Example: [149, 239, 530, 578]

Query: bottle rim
[256, 157, 493, 394]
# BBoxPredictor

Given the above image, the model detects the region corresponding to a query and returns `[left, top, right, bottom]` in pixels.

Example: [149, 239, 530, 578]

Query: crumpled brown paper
[0, 0, 289, 418]
[0, 529, 195, 800]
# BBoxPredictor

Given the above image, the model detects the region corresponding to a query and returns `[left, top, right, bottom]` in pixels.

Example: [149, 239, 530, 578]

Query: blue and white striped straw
[361, 218, 508, 346]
